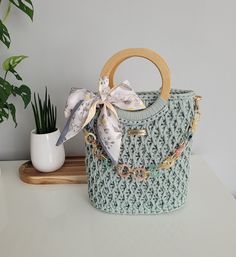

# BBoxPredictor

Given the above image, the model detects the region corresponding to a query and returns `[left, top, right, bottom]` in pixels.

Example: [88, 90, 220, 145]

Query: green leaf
[0, 105, 9, 123]
[31, 88, 57, 134]
[0, 77, 12, 104]
[0, 20, 11, 48]
[38, 94, 45, 132]
[0, 77, 12, 98]
[8, 103, 17, 127]
[32, 101, 39, 133]
[32, 93, 41, 133]
[0, 106, 9, 119]
[2, 55, 28, 71]
[0, 88, 8, 107]
[54, 106, 57, 129]
[9, 67, 22, 80]
[13, 85, 31, 108]
[9, 0, 34, 21]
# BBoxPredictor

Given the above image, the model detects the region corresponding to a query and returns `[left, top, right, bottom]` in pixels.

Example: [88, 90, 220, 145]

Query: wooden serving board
[19, 156, 87, 185]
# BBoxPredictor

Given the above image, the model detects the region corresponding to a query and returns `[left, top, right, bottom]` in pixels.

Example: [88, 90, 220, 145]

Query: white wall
[1, 0, 236, 194]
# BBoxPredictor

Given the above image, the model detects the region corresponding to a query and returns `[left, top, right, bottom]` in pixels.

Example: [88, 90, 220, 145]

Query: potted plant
[31, 88, 65, 172]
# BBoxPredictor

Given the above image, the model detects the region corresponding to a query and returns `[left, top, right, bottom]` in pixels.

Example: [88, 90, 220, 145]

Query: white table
[0, 155, 236, 257]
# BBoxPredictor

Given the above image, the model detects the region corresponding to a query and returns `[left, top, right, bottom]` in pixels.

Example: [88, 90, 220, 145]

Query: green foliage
[9, 0, 34, 21]
[0, 19, 11, 48]
[0, 1, 34, 127]
[0, 0, 34, 48]
[3, 55, 28, 71]
[13, 84, 31, 107]
[0, 57, 31, 127]
[31, 88, 57, 134]
[3, 55, 28, 81]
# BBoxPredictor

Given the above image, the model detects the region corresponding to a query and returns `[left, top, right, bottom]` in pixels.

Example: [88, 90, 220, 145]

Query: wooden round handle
[100, 48, 171, 101]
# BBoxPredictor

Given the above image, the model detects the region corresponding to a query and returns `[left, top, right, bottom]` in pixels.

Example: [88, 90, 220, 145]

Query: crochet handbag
[58, 48, 201, 214]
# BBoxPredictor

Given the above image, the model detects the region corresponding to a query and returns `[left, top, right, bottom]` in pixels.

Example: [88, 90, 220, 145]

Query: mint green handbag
[83, 48, 201, 214]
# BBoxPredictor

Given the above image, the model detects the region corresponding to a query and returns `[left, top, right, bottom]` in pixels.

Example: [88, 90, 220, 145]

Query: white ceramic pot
[30, 129, 65, 172]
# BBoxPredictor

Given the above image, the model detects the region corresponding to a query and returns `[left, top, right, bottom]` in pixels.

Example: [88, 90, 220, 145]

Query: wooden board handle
[100, 48, 171, 101]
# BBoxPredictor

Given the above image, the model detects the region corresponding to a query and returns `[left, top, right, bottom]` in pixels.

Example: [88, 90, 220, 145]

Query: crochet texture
[85, 89, 195, 214]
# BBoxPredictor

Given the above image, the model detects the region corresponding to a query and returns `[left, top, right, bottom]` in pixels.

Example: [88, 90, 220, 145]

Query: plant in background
[0, 56, 31, 126]
[31, 88, 57, 134]
[0, 0, 34, 126]
[30, 88, 64, 172]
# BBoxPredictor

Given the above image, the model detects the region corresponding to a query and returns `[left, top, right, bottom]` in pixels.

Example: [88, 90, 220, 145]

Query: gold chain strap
[83, 131, 107, 160]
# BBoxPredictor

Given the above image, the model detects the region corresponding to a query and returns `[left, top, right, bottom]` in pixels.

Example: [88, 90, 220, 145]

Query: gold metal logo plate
[128, 129, 147, 136]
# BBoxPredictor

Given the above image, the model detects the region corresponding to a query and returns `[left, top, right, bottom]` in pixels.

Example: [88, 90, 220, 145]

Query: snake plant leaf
[13, 85, 31, 108]
[31, 88, 57, 134]
[32, 101, 40, 133]
[2, 55, 28, 72]
[8, 103, 17, 127]
[32, 93, 41, 133]
[0, 20, 11, 48]
[9, 0, 34, 21]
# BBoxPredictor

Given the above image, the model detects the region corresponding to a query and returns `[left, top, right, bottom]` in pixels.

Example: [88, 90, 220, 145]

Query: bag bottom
[88, 197, 187, 215]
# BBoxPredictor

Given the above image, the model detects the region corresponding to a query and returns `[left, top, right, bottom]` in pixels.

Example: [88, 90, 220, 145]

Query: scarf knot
[57, 77, 145, 163]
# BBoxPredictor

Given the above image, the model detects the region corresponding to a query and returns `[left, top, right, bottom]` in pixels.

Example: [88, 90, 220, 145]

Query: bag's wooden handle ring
[100, 48, 171, 101]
